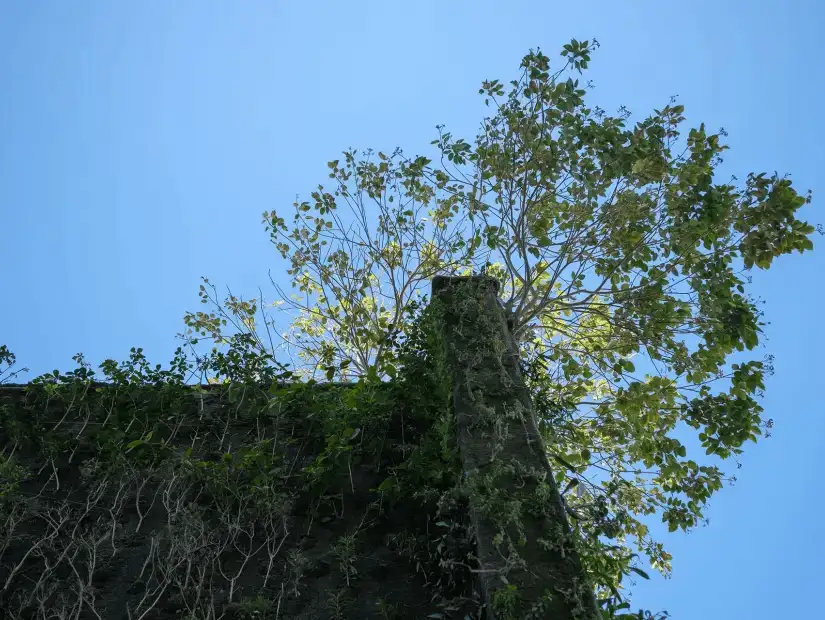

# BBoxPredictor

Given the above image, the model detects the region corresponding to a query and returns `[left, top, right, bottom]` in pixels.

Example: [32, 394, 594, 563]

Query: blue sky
[1, 1, 823, 617]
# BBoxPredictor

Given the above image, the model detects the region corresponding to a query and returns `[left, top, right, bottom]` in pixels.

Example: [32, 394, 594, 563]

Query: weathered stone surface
[0, 276, 597, 619]
[434, 275, 598, 620]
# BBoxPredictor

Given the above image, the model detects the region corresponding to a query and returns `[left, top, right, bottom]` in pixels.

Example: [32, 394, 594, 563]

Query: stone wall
[0, 382, 479, 619]
[0, 275, 598, 619]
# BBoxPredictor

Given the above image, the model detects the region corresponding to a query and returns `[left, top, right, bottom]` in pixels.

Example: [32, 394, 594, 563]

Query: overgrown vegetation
[182, 37, 817, 612]
[0, 291, 669, 618]
[0, 313, 484, 619]
[1, 35, 816, 620]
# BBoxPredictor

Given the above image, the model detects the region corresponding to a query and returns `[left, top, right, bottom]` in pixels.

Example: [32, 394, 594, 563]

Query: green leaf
[377, 476, 397, 492]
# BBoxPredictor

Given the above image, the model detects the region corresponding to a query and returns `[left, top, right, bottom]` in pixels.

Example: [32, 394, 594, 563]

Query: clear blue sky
[1, 1, 822, 617]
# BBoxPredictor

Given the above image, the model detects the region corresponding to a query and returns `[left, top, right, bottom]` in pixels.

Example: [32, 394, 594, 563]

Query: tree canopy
[184, 39, 817, 607]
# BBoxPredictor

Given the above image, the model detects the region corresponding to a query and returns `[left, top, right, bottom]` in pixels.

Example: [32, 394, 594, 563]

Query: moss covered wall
[0, 377, 480, 619]
[0, 276, 597, 620]
[432, 275, 598, 620]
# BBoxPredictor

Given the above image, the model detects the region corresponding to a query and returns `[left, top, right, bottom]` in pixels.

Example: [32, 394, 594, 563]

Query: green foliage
[327, 588, 353, 619]
[224, 595, 278, 619]
[3, 35, 815, 620]
[0, 344, 27, 384]
[0, 301, 484, 618]
[375, 597, 402, 620]
[492, 583, 521, 620]
[331, 532, 360, 585]
[177, 40, 814, 616]
[180, 37, 816, 615]
[0, 453, 26, 502]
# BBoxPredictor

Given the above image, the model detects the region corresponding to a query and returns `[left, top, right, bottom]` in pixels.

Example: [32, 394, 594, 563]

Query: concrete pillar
[432, 275, 598, 620]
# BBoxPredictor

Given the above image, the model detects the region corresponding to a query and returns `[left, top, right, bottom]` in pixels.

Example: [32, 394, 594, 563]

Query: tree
[0, 345, 27, 385]
[184, 39, 817, 607]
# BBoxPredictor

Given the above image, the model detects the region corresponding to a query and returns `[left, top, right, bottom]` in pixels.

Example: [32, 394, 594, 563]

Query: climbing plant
[0, 320, 483, 619]
[0, 289, 672, 618]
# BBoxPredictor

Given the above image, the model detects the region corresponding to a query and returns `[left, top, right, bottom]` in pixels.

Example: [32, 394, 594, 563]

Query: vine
[0, 305, 484, 619]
